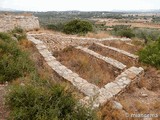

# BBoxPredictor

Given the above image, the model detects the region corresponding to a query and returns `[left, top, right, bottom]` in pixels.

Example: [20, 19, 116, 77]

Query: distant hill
[0, 7, 21, 12]
[112, 9, 160, 13]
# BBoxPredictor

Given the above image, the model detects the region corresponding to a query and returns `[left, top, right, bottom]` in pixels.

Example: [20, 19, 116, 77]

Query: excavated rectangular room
[53, 46, 122, 88]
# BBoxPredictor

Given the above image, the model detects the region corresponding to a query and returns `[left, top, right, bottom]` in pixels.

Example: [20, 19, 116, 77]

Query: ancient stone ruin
[27, 33, 144, 109]
[0, 13, 40, 32]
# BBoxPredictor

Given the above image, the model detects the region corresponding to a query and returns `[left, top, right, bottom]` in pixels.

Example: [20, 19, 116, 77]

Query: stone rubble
[112, 101, 123, 110]
[29, 33, 131, 41]
[29, 33, 131, 51]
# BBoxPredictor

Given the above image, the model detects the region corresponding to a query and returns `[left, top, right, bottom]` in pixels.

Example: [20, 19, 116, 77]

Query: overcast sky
[0, 0, 159, 11]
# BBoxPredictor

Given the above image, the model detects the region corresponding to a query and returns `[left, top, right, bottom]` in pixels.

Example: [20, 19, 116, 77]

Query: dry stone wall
[0, 14, 40, 32]
[76, 46, 127, 70]
[95, 43, 139, 65]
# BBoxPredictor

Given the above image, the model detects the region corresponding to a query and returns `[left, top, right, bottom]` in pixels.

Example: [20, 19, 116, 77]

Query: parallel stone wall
[0, 14, 40, 32]
[76, 46, 126, 70]
[95, 43, 139, 65]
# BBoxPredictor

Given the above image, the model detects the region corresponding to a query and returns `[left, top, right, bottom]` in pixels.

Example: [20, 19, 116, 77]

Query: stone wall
[95, 43, 139, 65]
[76, 46, 126, 70]
[0, 14, 40, 32]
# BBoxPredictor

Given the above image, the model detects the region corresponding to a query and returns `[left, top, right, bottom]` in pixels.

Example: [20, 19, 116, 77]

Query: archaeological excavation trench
[27, 33, 144, 108]
[53, 46, 122, 87]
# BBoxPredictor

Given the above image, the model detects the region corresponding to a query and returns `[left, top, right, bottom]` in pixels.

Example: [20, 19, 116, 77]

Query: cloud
[0, 0, 159, 11]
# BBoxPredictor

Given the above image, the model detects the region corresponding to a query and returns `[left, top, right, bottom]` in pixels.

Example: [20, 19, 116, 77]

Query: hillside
[0, 13, 159, 120]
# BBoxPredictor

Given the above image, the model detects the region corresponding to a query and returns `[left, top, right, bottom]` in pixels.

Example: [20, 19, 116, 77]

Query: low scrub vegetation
[111, 25, 135, 38]
[138, 38, 160, 69]
[0, 32, 34, 83]
[111, 26, 160, 44]
[10, 27, 27, 41]
[46, 23, 64, 32]
[134, 28, 160, 44]
[6, 82, 96, 120]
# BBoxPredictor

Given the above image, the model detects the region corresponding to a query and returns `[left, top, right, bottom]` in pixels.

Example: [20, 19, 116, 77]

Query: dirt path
[0, 85, 9, 120]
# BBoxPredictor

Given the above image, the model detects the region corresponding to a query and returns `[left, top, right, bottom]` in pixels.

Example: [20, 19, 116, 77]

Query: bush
[111, 25, 135, 38]
[63, 19, 93, 34]
[134, 28, 160, 44]
[138, 38, 160, 69]
[0, 32, 34, 83]
[118, 29, 135, 38]
[6, 83, 97, 120]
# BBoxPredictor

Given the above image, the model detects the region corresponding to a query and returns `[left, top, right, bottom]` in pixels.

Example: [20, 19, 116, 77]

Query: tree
[63, 19, 93, 34]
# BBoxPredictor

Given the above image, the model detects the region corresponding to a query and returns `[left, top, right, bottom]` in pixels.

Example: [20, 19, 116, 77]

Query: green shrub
[112, 25, 130, 32]
[11, 27, 27, 41]
[138, 38, 160, 69]
[134, 28, 160, 44]
[0, 32, 34, 83]
[111, 25, 135, 38]
[118, 29, 135, 38]
[6, 83, 97, 120]
[63, 19, 93, 34]
[12, 27, 24, 34]
[0, 32, 12, 42]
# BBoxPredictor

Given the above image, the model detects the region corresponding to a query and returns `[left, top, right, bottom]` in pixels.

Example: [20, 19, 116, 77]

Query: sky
[0, 0, 160, 11]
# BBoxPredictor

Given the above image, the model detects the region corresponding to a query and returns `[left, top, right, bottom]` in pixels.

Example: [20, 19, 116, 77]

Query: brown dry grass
[102, 40, 142, 54]
[54, 46, 120, 87]
[19, 39, 33, 48]
[118, 97, 149, 114]
[105, 21, 160, 29]
[153, 101, 160, 110]
[134, 101, 149, 113]
[117, 80, 160, 118]
[139, 67, 160, 91]
[85, 31, 111, 39]
[100, 101, 128, 120]
[152, 101, 160, 120]
[131, 38, 145, 47]
[88, 43, 136, 67]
